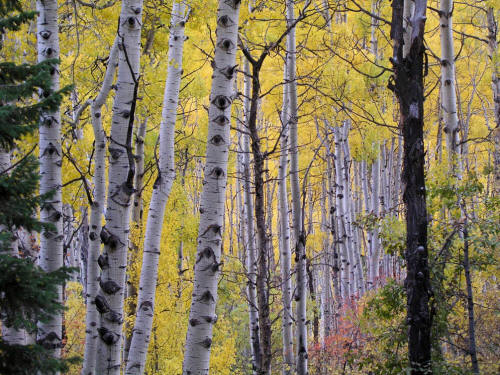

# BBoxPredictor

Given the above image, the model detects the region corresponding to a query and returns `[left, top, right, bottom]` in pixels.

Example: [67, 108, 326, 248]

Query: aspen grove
[1, 0, 499, 374]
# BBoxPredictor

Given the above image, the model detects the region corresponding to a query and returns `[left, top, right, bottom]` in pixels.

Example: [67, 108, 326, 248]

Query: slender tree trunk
[36, 0, 64, 360]
[440, 0, 460, 166]
[319, 179, 333, 344]
[390, 1, 432, 373]
[246, 60, 272, 375]
[242, 59, 261, 375]
[125, 3, 187, 373]
[462, 222, 480, 374]
[487, 8, 500, 196]
[342, 124, 365, 296]
[369, 155, 380, 288]
[182, 1, 240, 373]
[279, 59, 294, 375]
[124, 117, 147, 362]
[286, 2, 308, 372]
[81, 38, 119, 375]
[95, 0, 145, 371]
[333, 126, 349, 302]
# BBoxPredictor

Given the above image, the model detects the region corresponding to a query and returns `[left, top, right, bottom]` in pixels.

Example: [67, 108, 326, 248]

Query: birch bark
[368, 156, 380, 288]
[439, 0, 460, 164]
[487, 8, 500, 196]
[242, 59, 261, 375]
[124, 117, 147, 362]
[81, 38, 119, 375]
[279, 58, 294, 375]
[286, 1, 308, 372]
[333, 126, 349, 301]
[95, 0, 145, 371]
[182, 1, 240, 373]
[36, 0, 64, 358]
[125, 3, 187, 373]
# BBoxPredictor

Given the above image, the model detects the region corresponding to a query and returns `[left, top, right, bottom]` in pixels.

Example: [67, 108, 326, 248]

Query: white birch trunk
[368, 156, 380, 288]
[95, 0, 145, 371]
[124, 117, 148, 362]
[440, 0, 460, 164]
[333, 126, 349, 301]
[286, 1, 308, 372]
[487, 8, 500, 196]
[242, 59, 261, 375]
[279, 57, 294, 375]
[81, 38, 119, 375]
[36, 0, 64, 358]
[182, 1, 240, 373]
[125, 3, 187, 373]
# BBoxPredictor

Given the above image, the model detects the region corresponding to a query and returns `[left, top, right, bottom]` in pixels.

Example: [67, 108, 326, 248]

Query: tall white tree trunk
[95, 0, 145, 372]
[285, 1, 308, 373]
[279, 58, 294, 375]
[332, 126, 349, 301]
[368, 156, 380, 288]
[342, 132, 365, 296]
[36, 0, 64, 359]
[125, 3, 187, 373]
[242, 59, 261, 375]
[124, 117, 148, 362]
[81, 38, 119, 375]
[487, 8, 500, 196]
[440, 0, 460, 164]
[182, 1, 240, 373]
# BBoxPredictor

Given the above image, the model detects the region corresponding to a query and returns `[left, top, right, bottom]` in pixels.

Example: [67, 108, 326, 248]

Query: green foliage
[0, 340, 79, 375]
[0, 155, 51, 235]
[379, 216, 405, 257]
[0, 60, 71, 149]
[359, 280, 408, 375]
[0, 255, 74, 332]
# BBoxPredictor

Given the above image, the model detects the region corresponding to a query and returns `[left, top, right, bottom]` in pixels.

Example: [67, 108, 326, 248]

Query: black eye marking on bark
[39, 30, 52, 39]
[217, 15, 234, 28]
[100, 279, 122, 295]
[98, 327, 119, 345]
[213, 115, 229, 126]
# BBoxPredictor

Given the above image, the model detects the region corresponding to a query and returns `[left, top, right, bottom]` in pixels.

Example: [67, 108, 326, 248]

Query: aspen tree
[81, 38, 119, 375]
[36, 0, 64, 358]
[124, 117, 147, 362]
[286, 1, 308, 372]
[368, 153, 380, 288]
[95, 0, 145, 371]
[242, 59, 261, 375]
[279, 58, 294, 375]
[487, 8, 500, 195]
[342, 128, 364, 295]
[182, 0, 241, 373]
[440, 0, 460, 164]
[125, 3, 188, 373]
[332, 125, 350, 301]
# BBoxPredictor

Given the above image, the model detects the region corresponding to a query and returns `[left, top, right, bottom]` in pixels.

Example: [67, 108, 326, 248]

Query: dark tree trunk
[463, 223, 480, 374]
[389, 1, 432, 374]
[247, 60, 272, 375]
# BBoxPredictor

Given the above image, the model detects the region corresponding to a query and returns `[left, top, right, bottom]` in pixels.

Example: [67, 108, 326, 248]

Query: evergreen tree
[0, 0, 74, 373]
